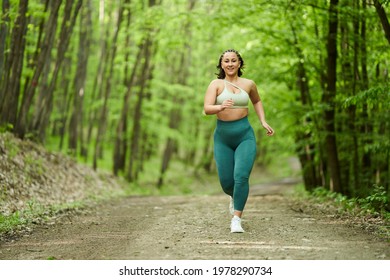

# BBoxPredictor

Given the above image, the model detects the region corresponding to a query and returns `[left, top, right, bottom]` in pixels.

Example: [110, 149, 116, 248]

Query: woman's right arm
[203, 80, 233, 115]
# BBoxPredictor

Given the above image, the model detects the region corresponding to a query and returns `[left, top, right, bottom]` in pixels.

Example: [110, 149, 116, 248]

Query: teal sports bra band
[215, 80, 249, 109]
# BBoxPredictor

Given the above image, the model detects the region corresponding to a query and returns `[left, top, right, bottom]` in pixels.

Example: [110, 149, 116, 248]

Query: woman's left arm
[249, 81, 274, 136]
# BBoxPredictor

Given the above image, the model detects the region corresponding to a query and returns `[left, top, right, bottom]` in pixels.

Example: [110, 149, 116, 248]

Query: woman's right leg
[214, 124, 247, 233]
[232, 138, 257, 213]
[213, 137, 235, 197]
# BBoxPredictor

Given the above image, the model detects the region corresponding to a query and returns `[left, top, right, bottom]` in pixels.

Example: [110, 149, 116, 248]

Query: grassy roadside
[291, 184, 390, 242]
[0, 132, 128, 239]
[0, 184, 129, 240]
[0, 129, 218, 240]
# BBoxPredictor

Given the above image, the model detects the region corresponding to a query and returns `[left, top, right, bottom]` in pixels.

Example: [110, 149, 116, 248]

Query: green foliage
[358, 185, 389, 215]
[0, 123, 14, 133]
[343, 86, 390, 109]
[0, 212, 21, 234]
[1, 132, 19, 159]
[0, 200, 86, 235]
[0, 200, 45, 234]
[310, 186, 389, 218]
[1, 0, 389, 202]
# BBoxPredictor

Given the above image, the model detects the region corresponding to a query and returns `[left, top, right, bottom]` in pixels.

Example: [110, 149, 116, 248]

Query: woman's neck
[224, 75, 239, 83]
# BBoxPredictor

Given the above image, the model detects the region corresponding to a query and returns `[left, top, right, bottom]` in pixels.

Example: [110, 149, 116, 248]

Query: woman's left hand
[262, 122, 274, 136]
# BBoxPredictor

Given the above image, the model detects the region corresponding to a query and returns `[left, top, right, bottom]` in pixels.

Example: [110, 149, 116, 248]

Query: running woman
[203, 49, 274, 233]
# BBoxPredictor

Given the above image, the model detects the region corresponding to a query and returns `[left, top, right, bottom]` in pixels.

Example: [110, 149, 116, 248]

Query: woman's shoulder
[210, 78, 225, 85]
[209, 78, 225, 89]
[239, 77, 256, 85]
[239, 78, 257, 92]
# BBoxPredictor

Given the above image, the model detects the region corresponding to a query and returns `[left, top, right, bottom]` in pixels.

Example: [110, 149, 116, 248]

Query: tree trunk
[127, 37, 153, 181]
[199, 130, 214, 173]
[290, 22, 320, 191]
[23, 0, 50, 117]
[322, 0, 342, 193]
[0, 0, 28, 128]
[113, 46, 143, 175]
[125, 0, 160, 181]
[93, 1, 126, 170]
[0, 0, 10, 101]
[32, 0, 82, 142]
[157, 0, 195, 187]
[338, 0, 357, 196]
[69, 0, 92, 157]
[113, 8, 144, 176]
[311, 2, 327, 187]
[373, 0, 390, 45]
[57, 55, 72, 151]
[85, 27, 110, 158]
[15, 0, 62, 138]
[158, 138, 176, 188]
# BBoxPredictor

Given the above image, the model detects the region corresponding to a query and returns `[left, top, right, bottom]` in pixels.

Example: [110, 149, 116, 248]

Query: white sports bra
[215, 80, 249, 109]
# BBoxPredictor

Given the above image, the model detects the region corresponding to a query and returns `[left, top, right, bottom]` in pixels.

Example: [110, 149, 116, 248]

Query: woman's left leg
[232, 136, 257, 216]
[230, 136, 256, 233]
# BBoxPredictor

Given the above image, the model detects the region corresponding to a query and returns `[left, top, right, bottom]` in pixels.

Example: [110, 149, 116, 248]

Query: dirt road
[0, 182, 389, 260]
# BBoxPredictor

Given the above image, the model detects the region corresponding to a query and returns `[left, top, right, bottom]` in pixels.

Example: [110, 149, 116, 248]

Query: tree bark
[0, 0, 10, 101]
[0, 0, 28, 128]
[57, 55, 72, 151]
[15, 0, 62, 138]
[85, 23, 110, 156]
[127, 37, 153, 181]
[93, 1, 126, 170]
[32, 0, 82, 142]
[113, 1, 138, 175]
[157, 0, 195, 187]
[338, 0, 359, 196]
[290, 23, 319, 192]
[69, 0, 92, 156]
[322, 0, 342, 193]
[373, 0, 390, 45]
[113, 39, 144, 176]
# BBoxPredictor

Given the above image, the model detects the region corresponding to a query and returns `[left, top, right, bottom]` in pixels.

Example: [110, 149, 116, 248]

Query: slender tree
[0, 0, 28, 128]
[113, 41, 144, 176]
[93, 0, 127, 170]
[68, 0, 92, 156]
[157, 0, 195, 187]
[373, 0, 390, 45]
[290, 22, 319, 191]
[32, 0, 82, 142]
[126, 36, 154, 181]
[0, 0, 10, 98]
[16, 0, 62, 138]
[322, 0, 342, 193]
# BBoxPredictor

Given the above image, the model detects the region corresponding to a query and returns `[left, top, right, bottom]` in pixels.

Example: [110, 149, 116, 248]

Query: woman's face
[221, 52, 241, 76]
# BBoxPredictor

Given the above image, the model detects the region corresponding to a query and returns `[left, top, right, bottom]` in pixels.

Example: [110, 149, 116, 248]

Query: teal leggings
[213, 116, 257, 211]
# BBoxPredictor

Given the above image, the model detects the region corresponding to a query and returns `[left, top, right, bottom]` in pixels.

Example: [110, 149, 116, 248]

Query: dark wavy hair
[216, 49, 245, 79]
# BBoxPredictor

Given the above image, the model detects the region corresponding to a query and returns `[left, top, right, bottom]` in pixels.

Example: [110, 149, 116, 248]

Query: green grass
[0, 212, 22, 234]
[308, 185, 389, 217]
[293, 184, 390, 241]
[2, 132, 20, 159]
[0, 200, 85, 235]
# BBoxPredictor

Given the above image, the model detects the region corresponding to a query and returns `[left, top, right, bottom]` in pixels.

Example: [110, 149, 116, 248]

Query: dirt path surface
[0, 182, 389, 260]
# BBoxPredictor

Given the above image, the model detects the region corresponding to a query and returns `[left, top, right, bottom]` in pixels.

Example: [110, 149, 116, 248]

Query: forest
[0, 0, 389, 206]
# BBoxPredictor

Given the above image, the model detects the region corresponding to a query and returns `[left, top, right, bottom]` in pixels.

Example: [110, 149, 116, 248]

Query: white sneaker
[230, 216, 245, 233]
[229, 197, 234, 215]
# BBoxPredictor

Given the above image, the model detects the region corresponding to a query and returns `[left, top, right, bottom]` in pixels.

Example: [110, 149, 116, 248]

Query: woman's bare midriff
[217, 108, 248, 121]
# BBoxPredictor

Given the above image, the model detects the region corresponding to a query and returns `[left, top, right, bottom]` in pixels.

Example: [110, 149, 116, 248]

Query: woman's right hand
[220, 98, 234, 111]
